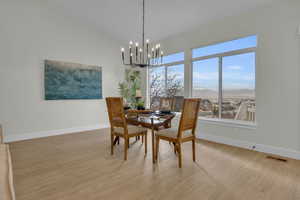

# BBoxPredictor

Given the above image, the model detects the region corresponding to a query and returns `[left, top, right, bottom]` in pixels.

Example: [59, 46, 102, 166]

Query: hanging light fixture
[120, 0, 163, 68]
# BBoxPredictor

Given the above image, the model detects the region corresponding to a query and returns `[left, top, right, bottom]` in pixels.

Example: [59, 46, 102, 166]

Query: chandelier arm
[123, 62, 159, 68]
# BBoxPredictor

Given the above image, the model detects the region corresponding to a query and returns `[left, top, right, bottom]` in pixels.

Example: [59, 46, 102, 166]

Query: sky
[193, 52, 255, 90]
[151, 35, 257, 91]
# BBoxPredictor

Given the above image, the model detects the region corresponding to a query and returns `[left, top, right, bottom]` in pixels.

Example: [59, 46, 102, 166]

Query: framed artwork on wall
[44, 60, 102, 100]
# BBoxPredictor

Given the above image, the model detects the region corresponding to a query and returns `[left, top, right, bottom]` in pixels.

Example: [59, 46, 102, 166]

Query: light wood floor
[9, 129, 300, 200]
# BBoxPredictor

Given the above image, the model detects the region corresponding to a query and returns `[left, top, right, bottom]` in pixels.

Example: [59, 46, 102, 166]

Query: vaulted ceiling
[47, 0, 278, 43]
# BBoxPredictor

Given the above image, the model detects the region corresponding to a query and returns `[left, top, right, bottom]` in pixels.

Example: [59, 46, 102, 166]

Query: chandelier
[120, 0, 163, 68]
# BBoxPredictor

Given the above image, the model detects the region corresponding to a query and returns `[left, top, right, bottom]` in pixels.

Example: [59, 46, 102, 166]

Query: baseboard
[4, 124, 110, 143]
[198, 133, 300, 160]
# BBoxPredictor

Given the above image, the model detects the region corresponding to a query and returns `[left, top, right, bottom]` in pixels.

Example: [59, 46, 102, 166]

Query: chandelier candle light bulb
[146, 39, 149, 58]
[139, 48, 143, 63]
[148, 54, 151, 64]
[121, 48, 125, 63]
[155, 44, 159, 59]
[129, 41, 133, 56]
[130, 53, 133, 64]
[135, 42, 139, 62]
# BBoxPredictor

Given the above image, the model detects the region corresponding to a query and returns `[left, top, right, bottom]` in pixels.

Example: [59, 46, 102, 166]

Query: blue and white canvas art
[45, 60, 102, 100]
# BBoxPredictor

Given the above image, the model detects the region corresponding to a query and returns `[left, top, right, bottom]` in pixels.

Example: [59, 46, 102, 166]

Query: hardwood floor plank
[9, 129, 300, 200]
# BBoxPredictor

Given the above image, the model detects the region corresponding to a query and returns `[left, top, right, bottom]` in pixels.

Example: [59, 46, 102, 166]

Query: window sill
[199, 117, 257, 129]
[173, 113, 257, 129]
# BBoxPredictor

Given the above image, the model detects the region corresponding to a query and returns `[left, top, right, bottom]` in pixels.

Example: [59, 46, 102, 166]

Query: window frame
[191, 46, 256, 122]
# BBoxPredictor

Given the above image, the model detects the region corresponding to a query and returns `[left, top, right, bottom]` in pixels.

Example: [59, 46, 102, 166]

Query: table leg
[151, 118, 156, 164]
[152, 126, 155, 163]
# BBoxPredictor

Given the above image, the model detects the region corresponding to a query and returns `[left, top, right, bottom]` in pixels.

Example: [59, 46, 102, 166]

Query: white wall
[158, 0, 300, 155]
[0, 0, 123, 141]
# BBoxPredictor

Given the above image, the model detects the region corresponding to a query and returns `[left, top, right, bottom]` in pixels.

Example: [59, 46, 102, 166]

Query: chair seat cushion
[114, 125, 147, 135]
[156, 127, 193, 139]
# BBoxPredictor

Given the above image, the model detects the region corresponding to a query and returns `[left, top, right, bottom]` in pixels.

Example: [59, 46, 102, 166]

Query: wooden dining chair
[155, 98, 201, 168]
[105, 97, 148, 160]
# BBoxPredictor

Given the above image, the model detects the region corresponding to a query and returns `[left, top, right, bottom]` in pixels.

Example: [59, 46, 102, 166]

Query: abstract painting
[45, 60, 102, 100]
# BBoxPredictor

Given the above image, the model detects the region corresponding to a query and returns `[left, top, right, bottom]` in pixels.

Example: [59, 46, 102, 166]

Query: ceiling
[47, 0, 277, 44]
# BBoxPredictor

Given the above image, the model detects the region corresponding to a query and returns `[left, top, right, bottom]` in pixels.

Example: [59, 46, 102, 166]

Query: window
[192, 35, 257, 123]
[148, 52, 184, 110]
[166, 64, 184, 97]
[192, 58, 219, 118]
[222, 52, 255, 121]
[149, 66, 166, 109]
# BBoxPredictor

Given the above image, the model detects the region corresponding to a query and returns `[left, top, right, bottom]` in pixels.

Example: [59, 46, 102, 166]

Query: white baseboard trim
[4, 124, 110, 143]
[198, 133, 300, 160]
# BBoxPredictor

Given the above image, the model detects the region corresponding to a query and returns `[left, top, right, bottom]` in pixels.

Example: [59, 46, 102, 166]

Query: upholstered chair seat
[155, 127, 193, 139]
[114, 125, 148, 136]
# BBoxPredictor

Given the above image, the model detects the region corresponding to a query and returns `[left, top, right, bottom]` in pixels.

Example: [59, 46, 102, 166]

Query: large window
[147, 35, 257, 124]
[192, 35, 257, 123]
[192, 58, 219, 118]
[222, 52, 255, 121]
[149, 52, 184, 110]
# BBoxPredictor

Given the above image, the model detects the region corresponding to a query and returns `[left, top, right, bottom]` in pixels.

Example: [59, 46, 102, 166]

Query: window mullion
[184, 48, 192, 98]
[218, 56, 223, 119]
[146, 67, 150, 108]
[165, 66, 168, 96]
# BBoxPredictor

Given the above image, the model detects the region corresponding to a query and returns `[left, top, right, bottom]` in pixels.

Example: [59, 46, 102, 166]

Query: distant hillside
[193, 89, 218, 98]
[193, 89, 255, 98]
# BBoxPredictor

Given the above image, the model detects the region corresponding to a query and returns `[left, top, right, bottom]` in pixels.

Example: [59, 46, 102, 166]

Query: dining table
[126, 110, 176, 163]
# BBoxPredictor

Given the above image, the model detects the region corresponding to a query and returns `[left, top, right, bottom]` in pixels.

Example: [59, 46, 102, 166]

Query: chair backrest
[177, 98, 201, 139]
[105, 97, 128, 133]
[159, 97, 174, 111]
[173, 96, 184, 112]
